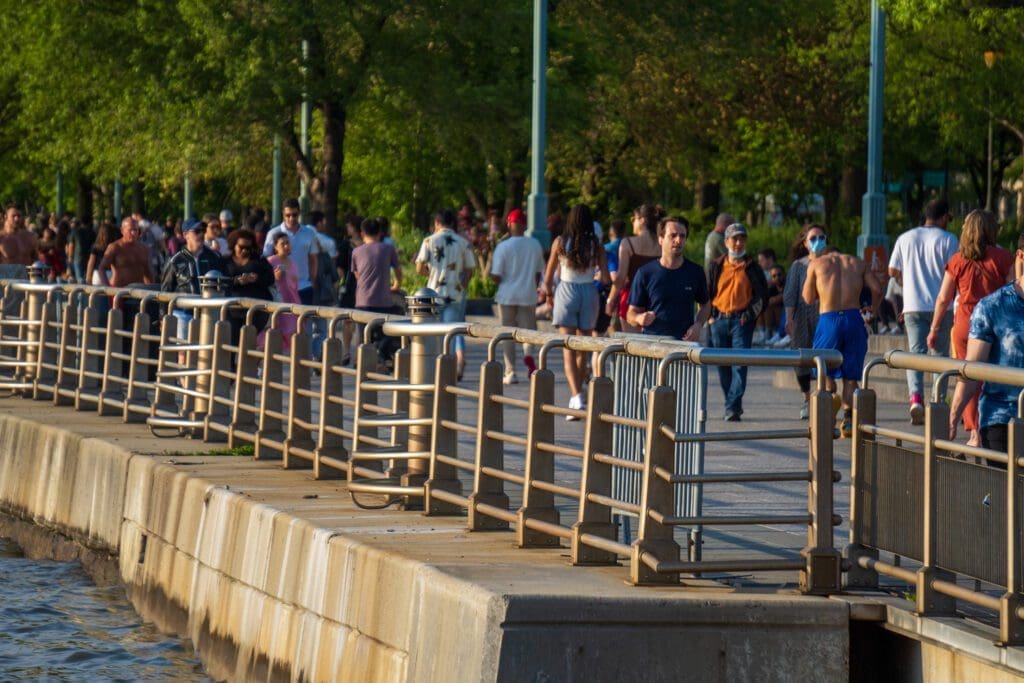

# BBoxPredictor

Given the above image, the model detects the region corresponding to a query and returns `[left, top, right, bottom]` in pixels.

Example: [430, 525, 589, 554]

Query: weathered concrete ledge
[0, 404, 850, 681]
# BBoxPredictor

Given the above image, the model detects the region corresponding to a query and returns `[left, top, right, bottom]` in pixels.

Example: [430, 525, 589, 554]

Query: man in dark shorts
[627, 216, 710, 340]
[802, 244, 882, 437]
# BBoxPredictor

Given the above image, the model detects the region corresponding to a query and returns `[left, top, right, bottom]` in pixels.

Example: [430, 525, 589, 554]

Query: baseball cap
[219, 209, 234, 222]
[507, 208, 526, 225]
[724, 223, 748, 239]
[182, 218, 203, 233]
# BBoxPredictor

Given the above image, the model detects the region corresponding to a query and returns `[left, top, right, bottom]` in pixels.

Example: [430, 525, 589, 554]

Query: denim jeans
[903, 311, 952, 400]
[440, 299, 467, 353]
[710, 316, 755, 415]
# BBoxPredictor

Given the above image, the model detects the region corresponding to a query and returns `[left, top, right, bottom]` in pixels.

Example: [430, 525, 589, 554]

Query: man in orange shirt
[707, 223, 768, 421]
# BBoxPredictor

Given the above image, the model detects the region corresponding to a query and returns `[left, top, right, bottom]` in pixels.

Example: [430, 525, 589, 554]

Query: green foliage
[2, 0, 1024, 233]
[467, 271, 497, 299]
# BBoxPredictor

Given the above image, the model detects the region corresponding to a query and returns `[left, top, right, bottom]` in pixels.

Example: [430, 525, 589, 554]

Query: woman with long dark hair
[604, 204, 662, 333]
[543, 204, 610, 418]
[927, 209, 1013, 446]
[85, 221, 120, 285]
[226, 228, 274, 340]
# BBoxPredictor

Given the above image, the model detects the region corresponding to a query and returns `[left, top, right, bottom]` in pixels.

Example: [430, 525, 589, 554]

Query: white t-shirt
[490, 235, 544, 306]
[888, 226, 959, 312]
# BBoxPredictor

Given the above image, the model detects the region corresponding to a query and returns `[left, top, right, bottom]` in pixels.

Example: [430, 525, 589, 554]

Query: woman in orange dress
[927, 209, 1014, 446]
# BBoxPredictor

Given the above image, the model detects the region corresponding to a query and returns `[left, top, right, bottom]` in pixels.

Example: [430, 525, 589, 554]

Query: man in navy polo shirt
[627, 216, 710, 341]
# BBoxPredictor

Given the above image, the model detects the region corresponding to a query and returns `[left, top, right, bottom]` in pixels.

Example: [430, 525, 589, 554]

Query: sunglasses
[809, 236, 826, 243]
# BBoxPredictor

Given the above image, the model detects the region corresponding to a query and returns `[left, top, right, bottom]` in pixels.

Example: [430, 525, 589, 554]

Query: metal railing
[0, 277, 843, 592]
[849, 349, 1024, 644]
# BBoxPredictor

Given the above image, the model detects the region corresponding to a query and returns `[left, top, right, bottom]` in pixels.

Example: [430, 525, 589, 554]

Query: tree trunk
[75, 176, 93, 225]
[694, 174, 720, 216]
[839, 167, 865, 217]
[131, 179, 146, 217]
[466, 187, 487, 218]
[503, 169, 525, 218]
[318, 102, 346, 234]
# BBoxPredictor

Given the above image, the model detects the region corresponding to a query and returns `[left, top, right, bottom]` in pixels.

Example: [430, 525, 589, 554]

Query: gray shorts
[553, 281, 598, 331]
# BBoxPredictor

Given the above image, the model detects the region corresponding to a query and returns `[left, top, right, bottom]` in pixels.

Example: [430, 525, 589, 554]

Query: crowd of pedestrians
[2, 196, 1023, 449]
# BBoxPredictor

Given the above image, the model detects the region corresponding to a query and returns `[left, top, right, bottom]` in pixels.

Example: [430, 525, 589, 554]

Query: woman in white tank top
[542, 204, 610, 419]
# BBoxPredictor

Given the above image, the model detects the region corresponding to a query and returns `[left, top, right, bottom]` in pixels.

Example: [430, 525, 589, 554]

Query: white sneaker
[566, 393, 584, 422]
[752, 329, 767, 346]
[502, 373, 518, 385]
[773, 334, 791, 348]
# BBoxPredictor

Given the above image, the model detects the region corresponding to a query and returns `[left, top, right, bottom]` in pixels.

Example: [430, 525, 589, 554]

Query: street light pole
[526, 0, 551, 251]
[183, 171, 193, 222]
[858, 0, 888, 260]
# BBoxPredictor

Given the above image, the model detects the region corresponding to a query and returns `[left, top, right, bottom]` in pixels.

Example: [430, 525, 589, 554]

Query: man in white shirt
[888, 198, 959, 424]
[262, 197, 320, 305]
[416, 208, 476, 379]
[489, 208, 544, 383]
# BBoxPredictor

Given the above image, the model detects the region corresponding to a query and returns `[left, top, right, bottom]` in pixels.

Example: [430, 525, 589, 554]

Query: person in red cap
[490, 209, 544, 382]
[505, 208, 525, 239]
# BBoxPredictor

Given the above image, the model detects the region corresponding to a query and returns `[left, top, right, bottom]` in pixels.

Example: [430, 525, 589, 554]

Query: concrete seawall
[0, 409, 850, 681]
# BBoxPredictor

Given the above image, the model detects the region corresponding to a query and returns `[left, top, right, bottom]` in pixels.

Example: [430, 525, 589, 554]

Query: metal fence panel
[936, 456, 1024, 586]
[853, 440, 924, 560]
[610, 338, 706, 521]
[856, 439, 1024, 587]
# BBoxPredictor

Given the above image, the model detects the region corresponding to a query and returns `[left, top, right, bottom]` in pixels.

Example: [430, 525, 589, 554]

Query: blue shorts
[812, 309, 867, 380]
[553, 281, 599, 331]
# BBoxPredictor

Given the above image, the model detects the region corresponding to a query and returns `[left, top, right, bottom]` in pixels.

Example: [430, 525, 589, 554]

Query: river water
[0, 538, 208, 681]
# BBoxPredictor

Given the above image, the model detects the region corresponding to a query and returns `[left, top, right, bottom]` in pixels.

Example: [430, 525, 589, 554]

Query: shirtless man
[98, 217, 154, 287]
[0, 206, 39, 266]
[802, 242, 882, 437]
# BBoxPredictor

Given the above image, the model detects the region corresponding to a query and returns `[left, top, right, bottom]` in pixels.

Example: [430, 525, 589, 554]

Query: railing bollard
[31, 287, 61, 401]
[254, 309, 286, 459]
[845, 387, 879, 589]
[630, 385, 680, 585]
[201, 301, 234, 442]
[1000, 419, 1024, 645]
[466, 358, 508, 526]
[516, 344, 559, 548]
[20, 264, 50, 394]
[425, 341, 465, 516]
[123, 293, 156, 422]
[314, 314, 349, 479]
[193, 272, 231, 420]
[228, 306, 264, 448]
[800, 385, 842, 595]
[572, 375, 618, 565]
[74, 291, 104, 410]
[283, 311, 315, 466]
[400, 289, 441, 507]
[916, 400, 957, 616]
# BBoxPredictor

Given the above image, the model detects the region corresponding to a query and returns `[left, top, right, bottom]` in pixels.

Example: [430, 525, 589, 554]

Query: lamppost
[526, 0, 551, 251]
[859, 0, 888, 261]
[983, 48, 1000, 211]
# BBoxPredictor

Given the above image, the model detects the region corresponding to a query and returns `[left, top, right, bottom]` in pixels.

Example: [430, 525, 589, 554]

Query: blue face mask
[808, 236, 827, 254]
[728, 249, 746, 259]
